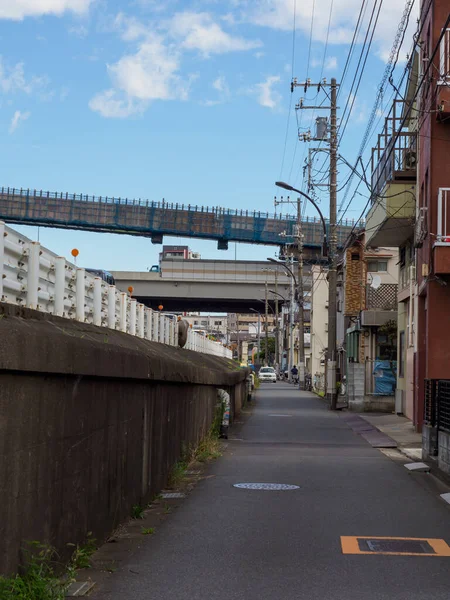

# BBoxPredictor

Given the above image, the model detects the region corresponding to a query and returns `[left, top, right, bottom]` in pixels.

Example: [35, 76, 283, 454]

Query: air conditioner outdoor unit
[404, 149, 417, 170]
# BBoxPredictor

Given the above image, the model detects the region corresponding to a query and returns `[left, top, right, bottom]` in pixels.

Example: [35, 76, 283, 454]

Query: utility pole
[274, 195, 305, 385]
[265, 279, 269, 366]
[274, 269, 279, 371]
[327, 78, 338, 410]
[289, 255, 295, 381]
[293, 76, 339, 408]
[257, 312, 261, 361]
[296, 197, 305, 390]
[236, 314, 240, 363]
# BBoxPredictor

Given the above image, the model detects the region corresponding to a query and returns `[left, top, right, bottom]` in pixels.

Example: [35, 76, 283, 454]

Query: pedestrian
[291, 365, 299, 384]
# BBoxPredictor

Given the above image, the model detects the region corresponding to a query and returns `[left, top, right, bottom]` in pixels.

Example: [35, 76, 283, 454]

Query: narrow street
[95, 384, 450, 600]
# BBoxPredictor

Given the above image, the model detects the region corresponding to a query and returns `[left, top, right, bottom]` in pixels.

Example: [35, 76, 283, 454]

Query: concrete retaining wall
[438, 430, 450, 476]
[0, 304, 247, 575]
[346, 363, 394, 412]
[422, 424, 438, 460]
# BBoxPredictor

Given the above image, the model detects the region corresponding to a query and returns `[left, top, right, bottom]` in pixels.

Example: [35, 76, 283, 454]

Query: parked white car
[258, 366, 277, 383]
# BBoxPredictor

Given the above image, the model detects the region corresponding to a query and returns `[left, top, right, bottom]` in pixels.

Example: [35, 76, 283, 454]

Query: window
[194, 320, 199, 325]
[201, 320, 208, 327]
[367, 260, 388, 272]
[399, 331, 405, 377]
[214, 320, 222, 326]
[351, 253, 360, 261]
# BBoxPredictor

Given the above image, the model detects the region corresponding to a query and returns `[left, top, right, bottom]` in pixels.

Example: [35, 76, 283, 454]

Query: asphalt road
[95, 384, 450, 600]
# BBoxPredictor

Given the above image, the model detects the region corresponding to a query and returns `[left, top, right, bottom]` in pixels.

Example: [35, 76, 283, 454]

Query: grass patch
[131, 505, 145, 520]
[67, 533, 96, 570]
[194, 434, 221, 463]
[168, 461, 188, 488]
[0, 544, 66, 600]
[141, 528, 155, 535]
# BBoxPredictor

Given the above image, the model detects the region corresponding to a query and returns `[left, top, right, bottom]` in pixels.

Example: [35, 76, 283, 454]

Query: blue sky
[0, 0, 417, 270]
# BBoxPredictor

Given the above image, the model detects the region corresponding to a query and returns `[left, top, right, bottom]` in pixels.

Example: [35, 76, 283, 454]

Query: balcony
[434, 188, 450, 275]
[436, 29, 450, 121]
[365, 99, 416, 248]
[361, 284, 398, 327]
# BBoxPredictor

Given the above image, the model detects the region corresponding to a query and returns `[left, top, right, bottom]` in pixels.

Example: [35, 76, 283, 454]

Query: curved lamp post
[275, 181, 328, 257]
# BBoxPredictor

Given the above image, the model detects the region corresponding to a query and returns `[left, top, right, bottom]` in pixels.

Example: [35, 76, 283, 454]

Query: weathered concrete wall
[422, 425, 438, 460]
[346, 363, 365, 411]
[0, 304, 247, 575]
[438, 430, 450, 476]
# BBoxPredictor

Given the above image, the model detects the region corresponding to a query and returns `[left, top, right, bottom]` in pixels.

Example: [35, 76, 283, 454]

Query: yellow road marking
[341, 536, 450, 556]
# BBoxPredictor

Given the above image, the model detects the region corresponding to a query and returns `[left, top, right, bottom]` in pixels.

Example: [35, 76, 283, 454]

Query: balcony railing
[366, 284, 398, 311]
[371, 99, 417, 198]
[439, 28, 450, 83]
[437, 188, 450, 244]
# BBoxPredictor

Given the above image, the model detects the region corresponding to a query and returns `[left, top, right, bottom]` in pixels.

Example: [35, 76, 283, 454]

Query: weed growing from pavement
[0, 543, 66, 600]
[194, 434, 221, 463]
[0, 534, 98, 600]
[67, 532, 96, 570]
[131, 505, 145, 520]
[163, 504, 172, 514]
[141, 528, 155, 535]
[168, 461, 188, 488]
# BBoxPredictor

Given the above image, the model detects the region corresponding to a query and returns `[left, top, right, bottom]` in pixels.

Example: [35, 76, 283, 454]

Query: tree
[257, 337, 276, 362]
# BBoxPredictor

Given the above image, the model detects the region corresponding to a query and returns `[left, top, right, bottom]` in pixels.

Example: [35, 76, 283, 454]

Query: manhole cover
[233, 483, 299, 490]
[359, 539, 435, 554]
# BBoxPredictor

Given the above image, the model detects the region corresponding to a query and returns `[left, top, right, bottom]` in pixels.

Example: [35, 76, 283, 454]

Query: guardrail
[0, 221, 231, 359]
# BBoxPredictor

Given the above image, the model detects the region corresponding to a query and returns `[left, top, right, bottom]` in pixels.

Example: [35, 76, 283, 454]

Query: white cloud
[325, 56, 337, 71]
[0, 57, 47, 94]
[0, 0, 92, 20]
[213, 75, 229, 95]
[204, 75, 231, 106]
[244, 0, 419, 63]
[68, 24, 88, 38]
[169, 12, 262, 56]
[253, 75, 281, 110]
[89, 90, 146, 118]
[89, 34, 194, 118]
[91, 11, 261, 118]
[9, 110, 30, 133]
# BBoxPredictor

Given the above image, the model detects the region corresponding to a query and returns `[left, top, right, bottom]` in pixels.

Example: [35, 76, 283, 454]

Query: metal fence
[423, 378, 450, 433]
[424, 379, 438, 427]
[0, 221, 231, 358]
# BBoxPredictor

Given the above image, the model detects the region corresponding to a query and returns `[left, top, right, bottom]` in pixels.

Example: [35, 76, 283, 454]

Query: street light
[275, 181, 328, 257]
[267, 257, 297, 289]
[268, 289, 287, 301]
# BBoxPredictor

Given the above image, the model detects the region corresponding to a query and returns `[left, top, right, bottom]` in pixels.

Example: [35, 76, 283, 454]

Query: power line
[338, 0, 384, 141]
[340, 11, 450, 248]
[337, 0, 416, 215]
[279, 0, 297, 180]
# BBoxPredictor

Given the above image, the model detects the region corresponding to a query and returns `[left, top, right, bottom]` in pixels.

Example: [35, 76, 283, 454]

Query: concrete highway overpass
[111, 271, 312, 313]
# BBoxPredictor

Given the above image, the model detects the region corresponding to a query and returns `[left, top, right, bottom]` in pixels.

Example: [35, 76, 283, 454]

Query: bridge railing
[0, 187, 363, 247]
[0, 221, 232, 359]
